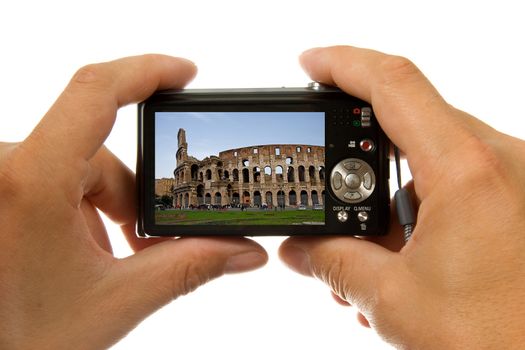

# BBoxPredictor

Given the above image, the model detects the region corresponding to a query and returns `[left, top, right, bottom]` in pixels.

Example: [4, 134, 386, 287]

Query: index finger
[299, 46, 469, 188]
[27, 54, 197, 162]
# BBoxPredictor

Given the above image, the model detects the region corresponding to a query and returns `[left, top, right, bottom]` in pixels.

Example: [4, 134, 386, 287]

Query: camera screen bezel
[138, 88, 389, 237]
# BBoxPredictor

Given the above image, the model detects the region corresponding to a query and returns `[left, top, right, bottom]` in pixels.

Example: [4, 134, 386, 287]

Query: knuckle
[312, 253, 352, 301]
[66, 63, 116, 115]
[379, 55, 421, 85]
[0, 162, 18, 200]
[70, 63, 113, 96]
[363, 260, 405, 317]
[314, 254, 396, 311]
[370, 275, 399, 312]
[72, 63, 106, 85]
[170, 251, 214, 298]
[0, 148, 33, 201]
[177, 263, 206, 296]
[451, 133, 503, 187]
[310, 247, 401, 315]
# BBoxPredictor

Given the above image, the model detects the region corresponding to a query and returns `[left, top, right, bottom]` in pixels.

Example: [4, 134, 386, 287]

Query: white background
[1, 1, 524, 349]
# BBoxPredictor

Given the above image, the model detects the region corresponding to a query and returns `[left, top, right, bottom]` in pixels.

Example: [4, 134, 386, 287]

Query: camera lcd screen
[154, 112, 326, 226]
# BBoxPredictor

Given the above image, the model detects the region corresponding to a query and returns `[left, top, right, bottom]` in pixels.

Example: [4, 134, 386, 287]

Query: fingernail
[224, 251, 267, 274]
[281, 245, 312, 276]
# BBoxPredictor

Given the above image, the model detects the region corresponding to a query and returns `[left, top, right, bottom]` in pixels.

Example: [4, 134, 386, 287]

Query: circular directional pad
[345, 173, 361, 189]
[330, 158, 376, 203]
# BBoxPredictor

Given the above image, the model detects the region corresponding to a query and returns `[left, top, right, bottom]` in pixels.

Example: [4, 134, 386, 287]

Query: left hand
[0, 55, 268, 349]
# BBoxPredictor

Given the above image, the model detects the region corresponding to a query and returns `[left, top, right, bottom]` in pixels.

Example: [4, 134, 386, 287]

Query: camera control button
[360, 139, 375, 152]
[308, 82, 322, 90]
[361, 107, 372, 118]
[331, 158, 375, 204]
[344, 191, 362, 201]
[357, 211, 369, 222]
[361, 107, 372, 127]
[363, 173, 373, 190]
[343, 161, 361, 171]
[345, 173, 361, 189]
[332, 171, 343, 190]
[337, 210, 349, 223]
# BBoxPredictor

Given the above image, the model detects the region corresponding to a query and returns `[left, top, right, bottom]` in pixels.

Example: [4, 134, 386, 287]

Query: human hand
[0, 55, 267, 349]
[279, 46, 525, 349]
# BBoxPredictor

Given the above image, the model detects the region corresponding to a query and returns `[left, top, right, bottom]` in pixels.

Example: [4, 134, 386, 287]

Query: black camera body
[137, 84, 390, 237]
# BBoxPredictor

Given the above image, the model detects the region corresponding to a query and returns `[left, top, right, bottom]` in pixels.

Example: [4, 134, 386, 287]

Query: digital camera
[137, 83, 390, 237]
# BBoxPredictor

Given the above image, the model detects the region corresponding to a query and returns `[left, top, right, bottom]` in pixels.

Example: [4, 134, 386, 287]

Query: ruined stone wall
[170, 141, 325, 208]
[154, 178, 175, 197]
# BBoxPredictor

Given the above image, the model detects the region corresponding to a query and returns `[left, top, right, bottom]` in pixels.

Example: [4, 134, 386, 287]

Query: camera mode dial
[330, 158, 376, 203]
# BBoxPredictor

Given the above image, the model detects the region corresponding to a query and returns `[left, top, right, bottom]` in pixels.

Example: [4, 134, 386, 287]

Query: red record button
[360, 139, 375, 152]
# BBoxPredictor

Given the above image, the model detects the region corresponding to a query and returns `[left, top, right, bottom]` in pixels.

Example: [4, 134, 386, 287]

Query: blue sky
[155, 112, 324, 178]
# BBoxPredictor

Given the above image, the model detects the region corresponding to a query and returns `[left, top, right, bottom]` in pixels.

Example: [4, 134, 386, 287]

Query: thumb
[100, 237, 267, 331]
[279, 237, 402, 312]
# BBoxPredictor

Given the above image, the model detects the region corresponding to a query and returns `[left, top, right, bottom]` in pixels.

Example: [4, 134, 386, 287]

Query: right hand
[279, 46, 525, 349]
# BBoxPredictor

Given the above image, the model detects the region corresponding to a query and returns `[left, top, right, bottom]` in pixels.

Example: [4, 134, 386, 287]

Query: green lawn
[155, 209, 324, 225]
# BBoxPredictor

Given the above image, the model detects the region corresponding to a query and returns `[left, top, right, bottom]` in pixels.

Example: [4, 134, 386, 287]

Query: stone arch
[286, 157, 293, 165]
[232, 192, 240, 205]
[242, 191, 250, 205]
[191, 164, 199, 181]
[287, 166, 295, 182]
[265, 191, 273, 207]
[289, 190, 297, 206]
[214, 192, 222, 205]
[224, 170, 230, 180]
[277, 190, 285, 207]
[242, 159, 250, 167]
[264, 166, 272, 182]
[233, 169, 239, 182]
[206, 169, 212, 180]
[319, 166, 325, 181]
[199, 171, 203, 182]
[300, 190, 308, 206]
[276, 165, 283, 182]
[242, 168, 249, 183]
[254, 191, 262, 207]
[205, 193, 212, 204]
[309, 166, 316, 183]
[196, 185, 204, 205]
[311, 190, 319, 205]
[253, 167, 261, 183]
[184, 193, 189, 207]
[298, 166, 305, 182]
[321, 190, 326, 204]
